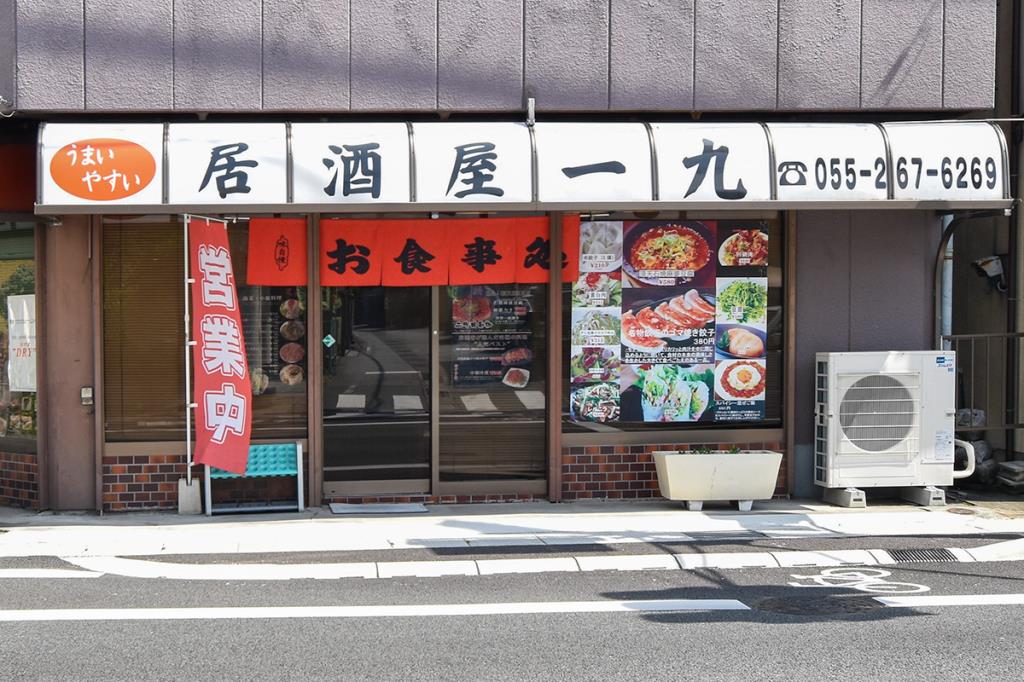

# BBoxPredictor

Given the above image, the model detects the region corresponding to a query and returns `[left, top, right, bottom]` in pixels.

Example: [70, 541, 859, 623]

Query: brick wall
[102, 454, 187, 511]
[323, 494, 539, 505]
[0, 451, 38, 508]
[561, 442, 787, 500]
[102, 452, 312, 511]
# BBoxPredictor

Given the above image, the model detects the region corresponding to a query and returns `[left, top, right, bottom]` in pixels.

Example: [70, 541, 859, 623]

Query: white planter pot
[652, 450, 783, 511]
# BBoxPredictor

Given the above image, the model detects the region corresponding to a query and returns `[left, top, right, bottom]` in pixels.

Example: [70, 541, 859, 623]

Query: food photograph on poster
[569, 219, 769, 424]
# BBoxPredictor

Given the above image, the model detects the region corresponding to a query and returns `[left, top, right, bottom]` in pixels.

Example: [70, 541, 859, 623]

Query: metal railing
[941, 332, 1024, 431]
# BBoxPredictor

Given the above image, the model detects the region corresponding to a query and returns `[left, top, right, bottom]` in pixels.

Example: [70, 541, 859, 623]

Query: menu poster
[450, 285, 535, 388]
[239, 286, 307, 396]
[569, 220, 769, 424]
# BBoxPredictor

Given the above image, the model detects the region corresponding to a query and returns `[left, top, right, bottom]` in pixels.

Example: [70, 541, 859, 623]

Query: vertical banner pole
[184, 215, 193, 485]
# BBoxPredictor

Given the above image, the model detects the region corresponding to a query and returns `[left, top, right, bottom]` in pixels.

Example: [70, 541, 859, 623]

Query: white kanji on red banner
[200, 314, 246, 378]
[189, 218, 252, 475]
[197, 244, 237, 310]
[204, 383, 248, 444]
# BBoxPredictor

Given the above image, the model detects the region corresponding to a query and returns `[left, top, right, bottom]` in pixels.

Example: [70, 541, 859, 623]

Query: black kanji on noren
[523, 237, 568, 271]
[199, 143, 258, 198]
[327, 239, 371, 275]
[681, 138, 747, 200]
[394, 238, 435, 275]
[461, 237, 501, 273]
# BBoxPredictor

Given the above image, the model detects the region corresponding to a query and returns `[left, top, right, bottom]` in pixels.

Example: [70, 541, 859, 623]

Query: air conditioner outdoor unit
[814, 351, 974, 508]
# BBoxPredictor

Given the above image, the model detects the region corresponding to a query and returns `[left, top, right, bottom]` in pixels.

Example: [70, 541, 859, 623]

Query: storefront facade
[0, 0, 1009, 511]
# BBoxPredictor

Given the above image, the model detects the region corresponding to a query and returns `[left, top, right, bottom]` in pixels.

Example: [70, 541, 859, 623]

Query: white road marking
[0, 569, 104, 579]
[335, 394, 366, 409]
[675, 552, 779, 570]
[477, 558, 579, 575]
[772, 550, 878, 568]
[876, 594, 1024, 608]
[576, 555, 679, 572]
[376, 561, 477, 579]
[460, 394, 498, 412]
[392, 394, 423, 411]
[65, 556, 377, 580]
[514, 390, 546, 409]
[0, 599, 750, 622]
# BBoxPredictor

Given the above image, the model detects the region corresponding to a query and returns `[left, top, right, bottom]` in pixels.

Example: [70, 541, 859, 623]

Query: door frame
[312, 215, 554, 502]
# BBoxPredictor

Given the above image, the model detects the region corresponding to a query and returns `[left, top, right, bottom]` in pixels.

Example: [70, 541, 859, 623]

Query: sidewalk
[2, 498, 1023, 559]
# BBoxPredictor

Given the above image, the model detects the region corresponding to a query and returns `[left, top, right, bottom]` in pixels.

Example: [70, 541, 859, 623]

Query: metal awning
[35, 121, 1012, 214]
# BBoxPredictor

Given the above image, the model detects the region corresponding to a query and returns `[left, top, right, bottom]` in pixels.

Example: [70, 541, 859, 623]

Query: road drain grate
[756, 596, 882, 616]
[887, 548, 958, 563]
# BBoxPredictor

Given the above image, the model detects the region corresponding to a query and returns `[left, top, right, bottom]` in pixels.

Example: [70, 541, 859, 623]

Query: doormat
[329, 503, 429, 515]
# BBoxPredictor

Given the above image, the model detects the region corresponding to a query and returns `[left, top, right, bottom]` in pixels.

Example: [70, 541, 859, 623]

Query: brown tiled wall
[324, 494, 539, 505]
[561, 442, 787, 500]
[102, 453, 312, 511]
[0, 451, 38, 508]
[102, 454, 187, 511]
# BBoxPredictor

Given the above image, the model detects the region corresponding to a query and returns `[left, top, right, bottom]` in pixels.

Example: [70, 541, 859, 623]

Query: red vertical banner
[447, 219, 517, 285]
[514, 215, 580, 283]
[319, 219, 382, 286]
[189, 218, 252, 475]
[380, 220, 450, 286]
[246, 218, 308, 286]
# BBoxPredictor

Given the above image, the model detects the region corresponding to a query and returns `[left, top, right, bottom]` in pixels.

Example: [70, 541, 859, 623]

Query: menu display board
[450, 285, 535, 388]
[569, 220, 768, 424]
[239, 286, 307, 396]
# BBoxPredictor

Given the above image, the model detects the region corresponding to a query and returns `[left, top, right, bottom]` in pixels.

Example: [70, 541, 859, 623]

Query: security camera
[972, 255, 1007, 292]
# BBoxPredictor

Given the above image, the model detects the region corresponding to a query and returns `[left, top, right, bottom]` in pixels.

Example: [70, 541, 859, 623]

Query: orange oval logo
[50, 138, 156, 201]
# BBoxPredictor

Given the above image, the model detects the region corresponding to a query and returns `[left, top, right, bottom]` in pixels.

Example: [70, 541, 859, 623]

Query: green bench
[203, 441, 305, 516]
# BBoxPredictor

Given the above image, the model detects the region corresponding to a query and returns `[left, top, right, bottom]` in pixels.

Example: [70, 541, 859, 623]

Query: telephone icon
[778, 161, 808, 186]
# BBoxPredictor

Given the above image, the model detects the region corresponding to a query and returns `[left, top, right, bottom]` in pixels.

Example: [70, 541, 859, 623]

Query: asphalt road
[2, 537, 1023, 681]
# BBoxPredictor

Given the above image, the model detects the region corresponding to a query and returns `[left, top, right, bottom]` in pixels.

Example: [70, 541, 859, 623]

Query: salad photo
[570, 382, 621, 422]
[570, 346, 622, 383]
[571, 308, 621, 346]
[621, 364, 714, 423]
[572, 271, 622, 308]
[716, 278, 768, 325]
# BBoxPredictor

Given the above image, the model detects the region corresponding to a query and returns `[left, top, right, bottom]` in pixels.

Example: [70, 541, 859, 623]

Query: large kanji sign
[189, 217, 252, 475]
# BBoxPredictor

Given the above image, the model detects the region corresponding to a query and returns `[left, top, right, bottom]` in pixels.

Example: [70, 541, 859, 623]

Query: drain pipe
[940, 214, 954, 350]
[934, 211, 1005, 350]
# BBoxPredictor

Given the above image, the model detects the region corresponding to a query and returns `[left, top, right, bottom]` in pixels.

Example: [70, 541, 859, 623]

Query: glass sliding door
[437, 284, 548, 490]
[321, 286, 432, 494]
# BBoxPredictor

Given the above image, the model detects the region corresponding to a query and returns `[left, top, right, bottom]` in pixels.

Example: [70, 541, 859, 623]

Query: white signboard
[168, 123, 287, 205]
[534, 123, 652, 202]
[39, 123, 164, 206]
[884, 122, 1006, 201]
[291, 123, 410, 204]
[652, 123, 771, 202]
[769, 124, 889, 201]
[412, 123, 532, 203]
[7, 294, 36, 393]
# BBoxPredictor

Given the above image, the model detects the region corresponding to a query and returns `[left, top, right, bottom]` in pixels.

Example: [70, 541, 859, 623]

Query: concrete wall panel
[525, 0, 609, 111]
[351, 0, 436, 111]
[85, 1, 173, 110]
[263, 0, 349, 111]
[694, 0, 777, 110]
[439, 0, 522, 111]
[849, 211, 935, 349]
[173, 0, 262, 110]
[861, 0, 943, 109]
[778, 0, 860, 110]
[0, 0, 15, 108]
[609, 0, 694, 110]
[943, 0, 996, 109]
[16, 0, 84, 110]
[794, 212, 852, 497]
